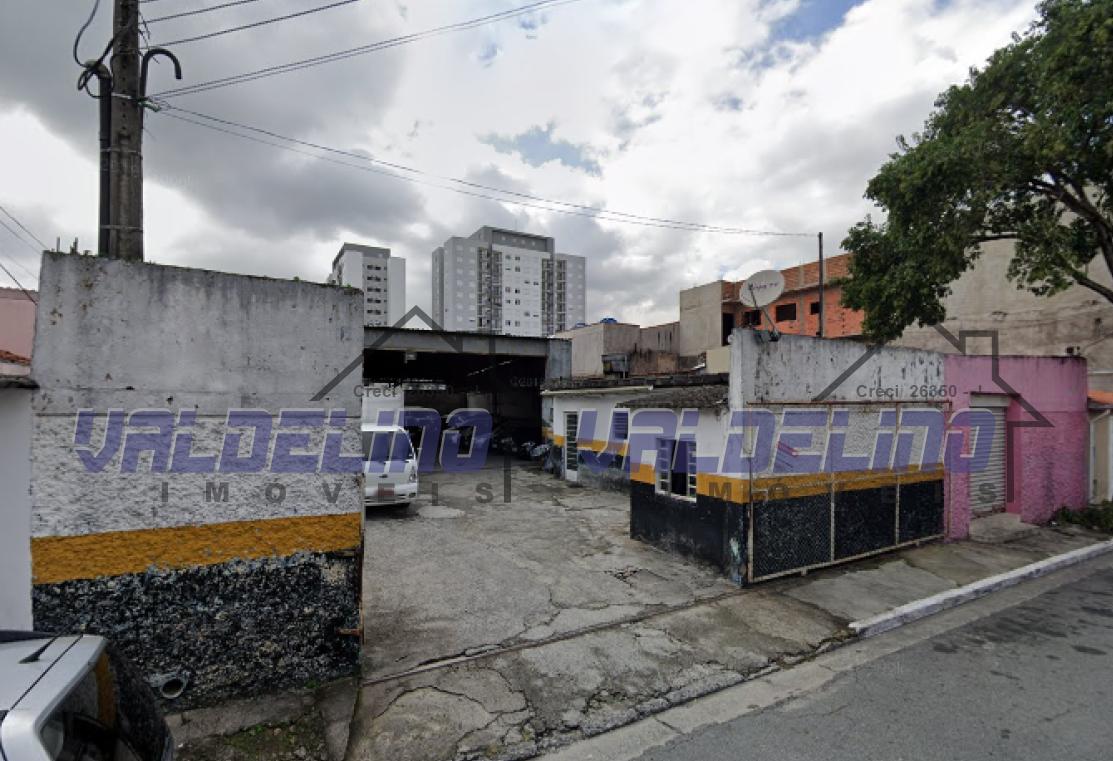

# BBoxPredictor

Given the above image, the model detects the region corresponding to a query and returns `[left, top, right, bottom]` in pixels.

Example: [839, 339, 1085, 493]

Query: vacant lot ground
[349, 462, 1106, 761]
[361, 462, 736, 680]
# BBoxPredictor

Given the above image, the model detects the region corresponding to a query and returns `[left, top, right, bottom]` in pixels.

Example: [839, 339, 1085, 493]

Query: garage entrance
[362, 324, 568, 456]
[969, 394, 1009, 514]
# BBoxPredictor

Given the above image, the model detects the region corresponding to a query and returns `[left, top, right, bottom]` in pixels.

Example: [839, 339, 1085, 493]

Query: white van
[362, 424, 418, 508]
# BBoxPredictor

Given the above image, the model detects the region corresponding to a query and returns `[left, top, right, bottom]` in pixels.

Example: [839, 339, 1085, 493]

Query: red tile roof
[1089, 390, 1113, 407]
[0, 349, 30, 365]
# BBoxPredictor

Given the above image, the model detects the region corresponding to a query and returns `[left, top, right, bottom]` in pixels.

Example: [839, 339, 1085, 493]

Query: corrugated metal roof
[622, 384, 728, 409]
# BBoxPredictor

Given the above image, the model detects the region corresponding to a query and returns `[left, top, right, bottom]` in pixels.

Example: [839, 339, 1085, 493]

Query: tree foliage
[841, 0, 1113, 342]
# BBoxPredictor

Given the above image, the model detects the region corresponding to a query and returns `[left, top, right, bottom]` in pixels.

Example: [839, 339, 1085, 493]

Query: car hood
[0, 634, 82, 713]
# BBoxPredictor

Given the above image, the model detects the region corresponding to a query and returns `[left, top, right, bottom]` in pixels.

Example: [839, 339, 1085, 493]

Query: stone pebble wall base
[32, 550, 361, 710]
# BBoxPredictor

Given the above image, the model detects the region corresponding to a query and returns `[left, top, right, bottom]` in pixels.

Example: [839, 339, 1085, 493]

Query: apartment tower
[431, 226, 585, 336]
[328, 243, 405, 327]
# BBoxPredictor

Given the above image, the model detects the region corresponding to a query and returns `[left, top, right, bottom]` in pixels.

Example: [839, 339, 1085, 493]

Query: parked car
[0, 631, 173, 760]
[363, 424, 419, 508]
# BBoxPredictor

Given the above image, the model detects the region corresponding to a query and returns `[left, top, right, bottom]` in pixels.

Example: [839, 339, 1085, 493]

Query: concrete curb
[850, 537, 1113, 639]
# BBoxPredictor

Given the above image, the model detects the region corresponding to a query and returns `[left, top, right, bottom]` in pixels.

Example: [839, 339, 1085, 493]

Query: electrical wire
[0, 242, 39, 284]
[0, 204, 48, 251]
[145, 0, 274, 24]
[156, 106, 810, 237]
[153, 0, 359, 46]
[0, 257, 36, 302]
[73, 0, 102, 65]
[150, 0, 586, 99]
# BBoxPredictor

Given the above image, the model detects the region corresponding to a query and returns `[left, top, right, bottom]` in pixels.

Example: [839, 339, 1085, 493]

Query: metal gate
[748, 473, 946, 582]
[969, 395, 1008, 514]
[564, 411, 579, 482]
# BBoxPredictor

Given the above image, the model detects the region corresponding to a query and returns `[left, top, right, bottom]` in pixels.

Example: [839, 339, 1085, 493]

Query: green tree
[841, 0, 1113, 342]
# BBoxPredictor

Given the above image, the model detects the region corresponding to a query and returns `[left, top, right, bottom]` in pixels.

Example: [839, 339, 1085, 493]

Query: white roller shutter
[969, 396, 1008, 514]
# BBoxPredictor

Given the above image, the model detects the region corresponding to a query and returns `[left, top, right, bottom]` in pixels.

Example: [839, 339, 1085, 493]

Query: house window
[610, 410, 629, 470]
[774, 303, 797, 322]
[656, 438, 696, 499]
[809, 301, 821, 315]
[742, 310, 761, 327]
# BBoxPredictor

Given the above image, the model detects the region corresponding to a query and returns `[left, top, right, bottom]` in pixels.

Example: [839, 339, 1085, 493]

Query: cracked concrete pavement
[346, 463, 1109, 761]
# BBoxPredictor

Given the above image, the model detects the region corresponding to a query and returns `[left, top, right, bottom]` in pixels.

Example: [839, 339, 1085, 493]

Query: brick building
[730, 253, 862, 339]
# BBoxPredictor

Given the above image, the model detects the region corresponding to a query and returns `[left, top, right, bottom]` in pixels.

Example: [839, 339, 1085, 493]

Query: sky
[0, 0, 1036, 327]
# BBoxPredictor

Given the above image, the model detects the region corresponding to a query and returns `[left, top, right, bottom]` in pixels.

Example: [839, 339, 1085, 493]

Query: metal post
[817, 232, 825, 338]
[107, 0, 143, 261]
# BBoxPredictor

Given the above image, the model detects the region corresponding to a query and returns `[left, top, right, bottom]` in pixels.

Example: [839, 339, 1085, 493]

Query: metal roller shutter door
[968, 399, 1007, 514]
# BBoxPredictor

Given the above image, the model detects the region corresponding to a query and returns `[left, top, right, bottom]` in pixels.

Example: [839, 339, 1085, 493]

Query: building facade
[328, 243, 405, 327]
[543, 329, 1089, 584]
[0, 286, 37, 359]
[432, 226, 585, 336]
[731, 253, 863, 339]
[893, 238, 1113, 392]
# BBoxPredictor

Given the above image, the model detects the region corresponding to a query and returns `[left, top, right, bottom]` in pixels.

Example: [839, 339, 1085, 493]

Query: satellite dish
[738, 270, 785, 308]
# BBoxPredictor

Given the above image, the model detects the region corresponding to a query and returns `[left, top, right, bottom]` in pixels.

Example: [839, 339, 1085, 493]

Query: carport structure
[361, 323, 570, 446]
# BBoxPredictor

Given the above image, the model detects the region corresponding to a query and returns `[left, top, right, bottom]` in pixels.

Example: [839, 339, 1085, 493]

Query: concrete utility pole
[108, 0, 144, 261]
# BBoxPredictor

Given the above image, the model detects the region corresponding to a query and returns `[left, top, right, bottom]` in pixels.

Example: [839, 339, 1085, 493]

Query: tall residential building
[328, 243, 405, 327]
[431, 226, 586, 336]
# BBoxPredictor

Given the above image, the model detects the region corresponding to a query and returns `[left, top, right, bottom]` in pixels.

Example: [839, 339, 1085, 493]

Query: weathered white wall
[0, 387, 32, 629]
[31, 254, 364, 540]
[730, 329, 946, 407]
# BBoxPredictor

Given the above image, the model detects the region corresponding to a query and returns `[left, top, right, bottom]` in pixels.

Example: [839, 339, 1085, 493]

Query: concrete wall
[944, 355, 1088, 538]
[678, 281, 729, 357]
[636, 322, 678, 353]
[29, 252, 364, 708]
[545, 338, 573, 380]
[894, 239, 1113, 391]
[629, 350, 678, 376]
[0, 286, 36, 358]
[729, 330, 946, 407]
[0, 386, 33, 629]
[705, 346, 730, 374]
[555, 323, 641, 377]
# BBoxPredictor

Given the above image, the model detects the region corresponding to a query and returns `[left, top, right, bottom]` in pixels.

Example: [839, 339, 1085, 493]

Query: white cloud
[0, 0, 1037, 326]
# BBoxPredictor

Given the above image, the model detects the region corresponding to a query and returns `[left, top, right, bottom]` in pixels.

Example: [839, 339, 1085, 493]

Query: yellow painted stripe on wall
[576, 439, 630, 456]
[690, 468, 945, 503]
[696, 473, 751, 502]
[32, 513, 362, 585]
[630, 462, 655, 485]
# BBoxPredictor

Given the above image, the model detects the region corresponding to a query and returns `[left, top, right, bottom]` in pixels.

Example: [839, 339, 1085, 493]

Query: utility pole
[108, 0, 144, 261]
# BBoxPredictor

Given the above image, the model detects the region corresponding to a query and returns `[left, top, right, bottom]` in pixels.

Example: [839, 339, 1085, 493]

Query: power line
[0, 242, 39, 283]
[73, 0, 102, 65]
[156, 106, 810, 237]
[145, 0, 274, 24]
[150, 0, 586, 99]
[0, 210, 45, 286]
[154, 0, 359, 46]
[0, 255, 37, 304]
[0, 203, 48, 251]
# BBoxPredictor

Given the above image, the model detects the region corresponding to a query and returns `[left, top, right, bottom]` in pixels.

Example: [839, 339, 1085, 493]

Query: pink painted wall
[944, 355, 1089, 539]
[0, 288, 36, 359]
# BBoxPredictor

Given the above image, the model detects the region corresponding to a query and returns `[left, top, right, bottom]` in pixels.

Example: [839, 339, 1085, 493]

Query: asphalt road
[633, 564, 1113, 761]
